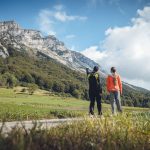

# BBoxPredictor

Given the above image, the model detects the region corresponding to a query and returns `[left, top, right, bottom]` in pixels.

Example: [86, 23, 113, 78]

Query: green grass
[0, 87, 149, 121]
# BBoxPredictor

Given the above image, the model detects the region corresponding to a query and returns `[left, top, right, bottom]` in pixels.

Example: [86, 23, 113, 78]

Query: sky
[0, 0, 150, 90]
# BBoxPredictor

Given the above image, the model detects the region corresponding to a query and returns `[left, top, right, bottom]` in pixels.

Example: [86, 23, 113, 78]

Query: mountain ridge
[0, 20, 105, 75]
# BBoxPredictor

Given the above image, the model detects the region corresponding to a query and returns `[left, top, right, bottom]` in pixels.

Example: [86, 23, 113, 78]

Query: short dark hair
[111, 67, 116, 73]
[93, 66, 99, 72]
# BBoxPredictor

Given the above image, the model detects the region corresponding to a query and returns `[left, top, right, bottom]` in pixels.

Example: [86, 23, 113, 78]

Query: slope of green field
[0, 88, 149, 121]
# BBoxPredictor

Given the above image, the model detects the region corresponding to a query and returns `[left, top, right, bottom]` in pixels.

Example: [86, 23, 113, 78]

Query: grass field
[0, 87, 149, 121]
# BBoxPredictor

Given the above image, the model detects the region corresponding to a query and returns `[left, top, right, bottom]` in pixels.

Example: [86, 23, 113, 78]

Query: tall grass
[0, 106, 83, 121]
[0, 112, 149, 150]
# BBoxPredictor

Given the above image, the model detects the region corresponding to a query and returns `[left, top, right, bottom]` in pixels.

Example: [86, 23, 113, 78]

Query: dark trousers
[89, 91, 102, 115]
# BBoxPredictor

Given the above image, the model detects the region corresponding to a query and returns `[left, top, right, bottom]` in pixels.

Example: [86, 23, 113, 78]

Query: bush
[27, 83, 38, 95]
[52, 82, 65, 93]
[21, 88, 27, 93]
[2, 72, 17, 88]
[72, 89, 80, 98]
[21, 72, 35, 83]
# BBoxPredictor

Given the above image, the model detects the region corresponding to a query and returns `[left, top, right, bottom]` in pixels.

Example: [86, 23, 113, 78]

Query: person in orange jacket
[106, 67, 122, 114]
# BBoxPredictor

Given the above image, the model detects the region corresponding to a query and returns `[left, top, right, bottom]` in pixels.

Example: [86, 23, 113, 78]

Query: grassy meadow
[0, 87, 149, 121]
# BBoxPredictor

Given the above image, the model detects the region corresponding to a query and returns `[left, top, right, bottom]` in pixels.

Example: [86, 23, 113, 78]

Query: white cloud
[81, 46, 107, 61]
[37, 6, 87, 35]
[37, 9, 56, 35]
[54, 4, 64, 10]
[65, 34, 76, 39]
[54, 11, 87, 22]
[82, 6, 150, 90]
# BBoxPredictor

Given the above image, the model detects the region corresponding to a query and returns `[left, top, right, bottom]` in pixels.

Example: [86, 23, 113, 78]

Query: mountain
[0, 21, 144, 89]
[0, 21, 105, 75]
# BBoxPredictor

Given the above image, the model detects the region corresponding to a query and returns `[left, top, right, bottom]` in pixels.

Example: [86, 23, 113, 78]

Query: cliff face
[0, 21, 105, 74]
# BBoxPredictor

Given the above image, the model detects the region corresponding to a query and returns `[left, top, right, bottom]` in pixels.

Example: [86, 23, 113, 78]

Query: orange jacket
[106, 74, 122, 94]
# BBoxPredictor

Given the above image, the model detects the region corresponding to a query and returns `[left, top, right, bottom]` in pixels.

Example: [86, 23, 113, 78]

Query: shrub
[72, 89, 80, 99]
[27, 83, 38, 95]
[2, 72, 17, 88]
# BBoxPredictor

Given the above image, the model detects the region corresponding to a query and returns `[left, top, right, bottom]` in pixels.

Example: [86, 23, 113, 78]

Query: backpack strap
[109, 74, 118, 86]
[94, 72, 100, 85]
[88, 72, 100, 83]
[94, 72, 99, 80]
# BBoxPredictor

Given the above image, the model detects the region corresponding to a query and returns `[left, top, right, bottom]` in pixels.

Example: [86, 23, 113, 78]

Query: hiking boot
[97, 114, 104, 119]
[89, 113, 94, 118]
[98, 112, 103, 116]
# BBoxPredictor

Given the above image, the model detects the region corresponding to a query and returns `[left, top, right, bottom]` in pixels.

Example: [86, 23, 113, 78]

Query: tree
[27, 83, 38, 95]
[2, 73, 17, 88]
[133, 99, 140, 107]
[36, 76, 45, 88]
[22, 72, 34, 83]
[52, 82, 65, 93]
[0, 75, 4, 86]
[126, 100, 133, 107]
[81, 89, 89, 100]
[69, 84, 76, 94]
[72, 89, 80, 99]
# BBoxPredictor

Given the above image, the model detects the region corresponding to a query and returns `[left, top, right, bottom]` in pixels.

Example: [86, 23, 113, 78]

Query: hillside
[0, 47, 89, 99]
[0, 47, 150, 108]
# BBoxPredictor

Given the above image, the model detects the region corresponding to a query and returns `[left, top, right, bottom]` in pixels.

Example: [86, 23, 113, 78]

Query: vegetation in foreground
[0, 113, 149, 150]
[0, 87, 149, 121]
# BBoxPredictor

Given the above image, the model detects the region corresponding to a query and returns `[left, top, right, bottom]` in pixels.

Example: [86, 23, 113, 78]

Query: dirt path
[0, 118, 82, 133]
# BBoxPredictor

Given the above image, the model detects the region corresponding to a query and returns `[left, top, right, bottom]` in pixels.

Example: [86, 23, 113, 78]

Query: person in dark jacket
[86, 66, 102, 116]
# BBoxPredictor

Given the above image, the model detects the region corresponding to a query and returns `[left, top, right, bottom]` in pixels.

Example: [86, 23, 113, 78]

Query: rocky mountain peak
[0, 21, 20, 31]
[0, 20, 104, 74]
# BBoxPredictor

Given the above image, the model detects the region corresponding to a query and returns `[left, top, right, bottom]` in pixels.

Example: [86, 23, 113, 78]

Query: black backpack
[88, 72, 100, 91]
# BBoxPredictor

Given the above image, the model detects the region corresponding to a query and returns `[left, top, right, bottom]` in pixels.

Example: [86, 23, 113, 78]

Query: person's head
[93, 66, 99, 72]
[111, 67, 116, 74]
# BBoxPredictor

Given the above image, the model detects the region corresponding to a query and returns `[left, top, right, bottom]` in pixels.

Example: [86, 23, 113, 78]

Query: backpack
[111, 74, 118, 86]
[88, 72, 100, 91]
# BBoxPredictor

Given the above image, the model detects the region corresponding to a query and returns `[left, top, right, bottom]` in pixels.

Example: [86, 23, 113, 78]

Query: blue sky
[1, 0, 150, 89]
[0, 0, 149, 51]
